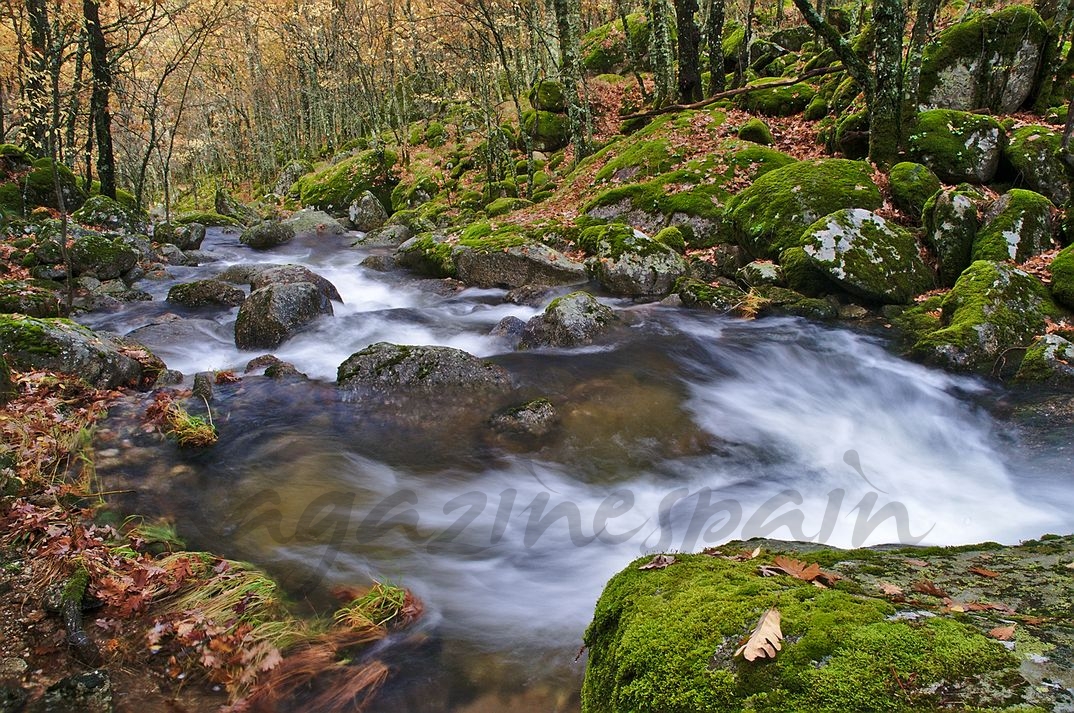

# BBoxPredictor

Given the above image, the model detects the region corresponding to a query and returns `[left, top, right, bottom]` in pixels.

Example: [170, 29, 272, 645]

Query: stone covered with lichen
[907, 260, 1062, 371]
[907, 109, 1004, 183]
[292, 147, 399, 214]
[580, 223, 688, 297]
[337, 342, 512, 394]
[70, 232, 140, 280]
[72, 194, 149, 235]
[922, 186, 982, 287]
[583, 535, 1074, 713]
[1016, 334, 1074, 384]
[518, 291, 619, 348]
[918, 5, 1047, 113]
[887, 162, 940, 218]
[1050, 244, 1074, 310]
[972, 189, 1054, 263]
[0, 280, 63, 317]
[800, 209, 933, 304]
[726, 159, 882, 260]
[452, 222, 587, 289]
[1002, 126, 1072, 206]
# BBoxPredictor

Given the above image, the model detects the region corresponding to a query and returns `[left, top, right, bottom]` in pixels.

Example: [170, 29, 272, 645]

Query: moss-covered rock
[522, 110, 570, 153]
[580, 224, 688, 298]
[72, 194, 148, 234]
[153, 221, 206, 251]
[282, 209, 347, 236]
[271, 159, 314, 196]
[922, 186, 981, 287]
[737, 118, 774, 145]
[888, 162, 940, 218]
[675, 277, 749, 314]
[1002, 125, 1072, 206]
[529, 80, 566, 112]
[583, 536, 1074, 713]
[234, 282, 333, 350]
[486, 197, 533, 217]
[753, 285, 839, 319]
[1015, 333, 1074, 384]
[395, 232, 457, 277]
[972, 189, 1054, 263]
[1049, 243, 1074, 309]
[174, 211, 241, 228]
[907, 109, 1004, 184]
[214, 187, 260, 226]
[735, 78, 816, 117]
[911, 260, 1062, 371]
[518, 291, 619, 348]
[833, 110, 869, 159]
[70, 233, 139, 279]
[390, 174, 440, 212]
[779, 246, 831, 296]
[919, 5, 1047, 113]
[293, 147, 399, 213]
[581, 13, 650, 73]
[240, 221, 295, 250]
[166, 279, 246, 308]
[800, 209, 933, 304]
[737, 260, 784, 287]
[0, 279, 63, 317]
[726, 159, 882, 259]
[337, 342, 512, 395]
[653, 226, 686, 253]
[452, 222, 587, 289]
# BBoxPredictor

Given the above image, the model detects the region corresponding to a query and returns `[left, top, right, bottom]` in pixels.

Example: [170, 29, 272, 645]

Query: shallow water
[84, 228, 1074, 711]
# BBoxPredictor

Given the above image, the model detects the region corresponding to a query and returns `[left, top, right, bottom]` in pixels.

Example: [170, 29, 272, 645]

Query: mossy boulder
[910, 260, 1062, 371]
[737, 118, 774, 145]
[214, 187, 260, 226]
[174, 211, 241, 228]
[581, 13, 650, 73]
[390, 174, 439, 212]
[735, 78, 816, 117]
[452, 223, 587, 289]
[726, 159, 882, 259]
[833, 110, 869, 159]
[580, 224, 688, 298]
[240, 221, 295, 250]
[153, 222, 206, 250]
[271, 159, 314, 196]
[1015, 334, 1074, 384]
[888, 162, 940, 218]
[779, 246, 831, 296]
[346, 190, 389, 232]
[922, 186, 981, 286]
[13, 158, 86, 213]
[675, 277, 749, 314]
[72, 194, 148, 234]
[583, 536, 1074, 713]
[234, 282, 333, 350]
[907, 109, 1004, 184]
[166, 279, 246, 308]
[518, 291, 619, 349]
[522, 110, 570, 153]
[800, 209, 933, 304]
[918, 5, 1047, 113]
[737, 260, 784, 287]
[282, 209, 347, 236]
[972, 189, 1054, 263]
[529, 80, 566, 112]
[70, 232, 139, 279]
[293, 148, 399, 213]
[1048, 243, 1074, 309]
[249, 265, 342, 303]
[0, 315, 149, 389]
[1002, 125, 1072, 206]
[337, 342, 512, 396]
[486, 197, 533, 217]
[395, 232, 457, 277]
[0, 279, 63, 317]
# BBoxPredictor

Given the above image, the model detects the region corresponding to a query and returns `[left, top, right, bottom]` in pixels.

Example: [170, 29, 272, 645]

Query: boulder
[234, 283, 333, 349]
[70, 233, 139, 279]
[1048, 244, 1074, 309]
[27, 670, 112, 713]
[154, 221, 206, 250]
[215, 263, 284, 285]
[800, 209, 933, 304]
[72, 194, 148, 234]
[888, 162, 941, 218]
[249, 264, 342, 303]
[907, 109, 1004, 183]
[273, 159, 313, 196]
[529, 80, 567, 112]
[0, 279, 63, 317]
[522, 110, 569, 153]
[918, 5, 1047, 113]
[726, 159, 882, 259]
[347, 190, 389, 232]
[352, 224, 411, 248]
[675, 278, 750, 314]
[1016, 334, 1074, 384]
[1002, 126, 1072, 206]
[282, 209, 347, 236]
[395, 232, 456, 277]
[737, 260, 784, 287]
[910, 260, 1061, 371]
[489, 398, 559, 437]
[166, 279, 246, 308]
[972, 189, 1054, 263]
[240, 221, 295, 250]
[737, 117, 774, 145]
[922, 187, 981, 287]
[518, 291, 619, 348]
[292, 148, 398, 213]
[454, 242, 587, 290]
[580, 224, 688, 298]
[337, 342, 512, 395]
[0, 315, 150, 389]
[735, 78, 816, 117]
[214, 187, 260, 226]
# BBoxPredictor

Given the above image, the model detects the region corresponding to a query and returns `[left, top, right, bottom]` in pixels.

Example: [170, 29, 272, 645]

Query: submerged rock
[28, 669, 112, 713]
[337, 342, 512, 395]
[234, 283, 333, 349]
[489, 398, 559, 438]
[518, 291, 619, 349]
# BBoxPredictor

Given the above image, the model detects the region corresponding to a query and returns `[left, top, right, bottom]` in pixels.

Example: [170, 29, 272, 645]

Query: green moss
[294, 147, 399, 211]
[888, 162, 941, 219]
[972, 189, 1054, 263]
[529, 80, 566, 112]
[653, 226, 686, 253]
[726, 159, 882, 259]
[834, 110, 870, 159]
[735, 78, 817, 117]
[522, 110, 570, 152]
[0, 314, 76, 356]
[581, 13, 650, 73]
[1003, 126, 1070, 205]
[737, 118, 774, 145]
[907, 109, 1004, 184]
[485, 197, 533, 217]
[779, 246, 831, 296]
[457, 222, 529, 252]
[174, 211, 241, 227]
[390, 174, 440, 212]
[0, 280, 63, 317]
[1050, 244, 1074, 309]
[592, 137, 676, 184]
[675, 277, 748, 312]
[396, 233, 457, 277]
[1015, 334, 1074, 382]
[803, 94, 829, 120]
[922, 187, 981, 287]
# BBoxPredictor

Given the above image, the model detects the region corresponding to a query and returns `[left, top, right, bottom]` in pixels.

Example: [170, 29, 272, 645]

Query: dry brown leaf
[773, 556, 823, 582]
[904, 558, 929, 568]
[879, 582, 904, 597]
[1065, 562, 1074, 570]
[706, 546, 761, 562]
[968, 566, 1000, 578]
[912, 579, 948, 598]
[638, 554, 677, 571]
[734, 609, 783, 662]
[757, 565, 784, 577]
[989, 625, 1016, 641]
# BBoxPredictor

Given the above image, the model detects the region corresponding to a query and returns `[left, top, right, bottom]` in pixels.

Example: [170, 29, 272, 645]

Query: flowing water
[82, 227, 1074, 711]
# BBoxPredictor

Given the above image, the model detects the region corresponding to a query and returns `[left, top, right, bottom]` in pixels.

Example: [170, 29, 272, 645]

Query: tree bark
[1032, 0, 1072, 112]
[84, 0, 116, 199]
[790, 0, 874, 100]
[648, 0, 675, 106]
[673, 0, 703, 102]
[735, 0, 756, 88]
[870, 0, 904, 166]
[705, 0, 726, 95]
[902, 0, 940, 117]
[553, 0, 590, 159]
[24, 0, 50, 153]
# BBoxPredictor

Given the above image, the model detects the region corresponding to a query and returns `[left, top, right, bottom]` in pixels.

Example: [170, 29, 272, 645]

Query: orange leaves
[758, 555, 843, 587]
[989, 624, 1016, 641]
[968, 566, 1000, 579]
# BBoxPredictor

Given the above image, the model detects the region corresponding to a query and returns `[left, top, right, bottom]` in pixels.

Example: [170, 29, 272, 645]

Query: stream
[80, 227, 1074, 712]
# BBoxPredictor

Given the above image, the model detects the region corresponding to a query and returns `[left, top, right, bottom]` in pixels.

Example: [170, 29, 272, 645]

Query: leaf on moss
[878, 582, 904, 598]
[911, 579, 948, 598]
[989, 624, 1016, 641]
[968, 566, 999, 578]
[638, 554, 676, 570]
[734, 608, 783, 662]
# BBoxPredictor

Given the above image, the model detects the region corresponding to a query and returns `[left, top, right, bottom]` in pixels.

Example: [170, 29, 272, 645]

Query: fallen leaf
[734, 608, 783, 661]
[638, 554, 677, 570]
[878, 582, 904, 597]
[905, 558, 929, 567]
[968, 566, 1000, 578]
[989, 625, 1016, 641]
[912, 579, 948, 598]
[757, 565, 784, 577]
[1065, 562, 1074, 570]
[773, 555, 822, 582]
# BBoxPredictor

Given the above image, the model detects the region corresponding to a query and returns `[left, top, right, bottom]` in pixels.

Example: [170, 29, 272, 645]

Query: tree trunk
[902, 0, 940, 118]
[649, 0, 675, 106]
[705, 0, 726, 95]
[553, 0, 590, 160]
[24, 0, 50, 153]
[791, 0, 874, 99]
[1063, 95, 1074, 151]
[870, 0, 904, 166]
[673, 0, 703, 102]
[735, 0, 756, 88]
[84, 0, 116, 199]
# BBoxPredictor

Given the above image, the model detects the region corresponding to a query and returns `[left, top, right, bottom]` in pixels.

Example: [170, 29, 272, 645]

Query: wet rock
[70, 233, 139, 279]
[675, 278, 749, 314]
[155, 244, 193, 266]
[800, 208, 934, 304]
[181, 249, 219, 264]
[580, 224, 687, 298]
[1016, 334, 1074, 385]
[737, 260, 784, 287]
[359, 254, 397, 271]
[353, 224, 411, 248]
[28, 669, 112, 713]
[454, 242, 587, 290]
[215, 263, 285, 285]
[908, 110, 1004, 183]
[489, 398, 558, 437]
[192, 372, 214, 402]
[504, 285, 553, 305]
[347, 190, 389, 231]
[922, 186, 982, 287]
[337, 342, 512, 395]
[264, 361, 307, 380]
[972, 189, 1054, 263]
[490, 316, 527, 347]
[166, 279, 245, 308]
[0, 314, 151, 389]
[126, 317, 230, 347]
[240, 221, 295, 250]
[282, 209, 347, 236]
[235, 283, 333, 350]
[249, 265, 342, 303]
[519, 291, 619, 349]
[154, 221, 206, 250]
